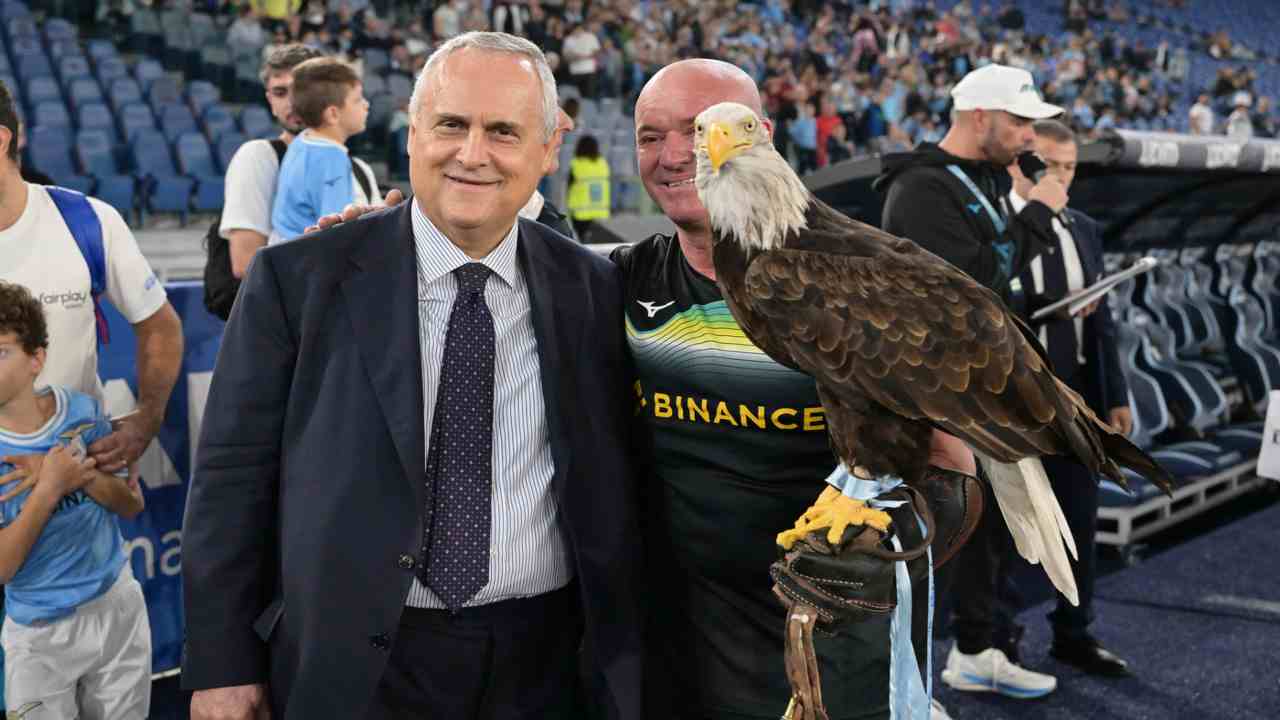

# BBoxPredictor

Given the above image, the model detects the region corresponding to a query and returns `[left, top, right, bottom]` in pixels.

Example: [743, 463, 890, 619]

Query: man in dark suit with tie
[181, 32, 641, 720]
[1007, 118, 1133, 677]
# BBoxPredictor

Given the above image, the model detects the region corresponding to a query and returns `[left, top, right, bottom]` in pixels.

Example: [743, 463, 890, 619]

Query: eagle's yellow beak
[708, 122, 751, 173]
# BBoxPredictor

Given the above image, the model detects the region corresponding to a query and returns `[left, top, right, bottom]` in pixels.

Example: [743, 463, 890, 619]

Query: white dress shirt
[1009, 190, 1087, 365]
[405, 201, 571, 608]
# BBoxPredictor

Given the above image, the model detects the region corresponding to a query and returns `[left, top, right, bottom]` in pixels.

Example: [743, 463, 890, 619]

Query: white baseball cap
[951, 64, 1063, 119]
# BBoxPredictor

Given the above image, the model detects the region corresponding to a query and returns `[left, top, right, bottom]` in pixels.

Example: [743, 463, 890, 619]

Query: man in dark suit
[1007, 118, 1133, 677]
[181, 32, 641, 720]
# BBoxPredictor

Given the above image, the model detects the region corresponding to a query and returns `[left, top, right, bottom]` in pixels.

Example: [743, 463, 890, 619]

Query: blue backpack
[46, 186, 110, 345]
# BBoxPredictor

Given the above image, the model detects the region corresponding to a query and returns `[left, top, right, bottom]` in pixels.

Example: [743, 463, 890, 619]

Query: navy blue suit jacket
[182, 199, 641, 719]
[1021, 208, 1128, 416]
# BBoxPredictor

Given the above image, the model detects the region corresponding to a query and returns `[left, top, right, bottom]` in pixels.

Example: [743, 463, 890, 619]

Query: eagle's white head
[694, 102, 810, 252]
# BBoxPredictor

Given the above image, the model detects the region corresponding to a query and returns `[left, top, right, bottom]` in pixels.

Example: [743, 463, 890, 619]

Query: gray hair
[409, 32, 559, 141]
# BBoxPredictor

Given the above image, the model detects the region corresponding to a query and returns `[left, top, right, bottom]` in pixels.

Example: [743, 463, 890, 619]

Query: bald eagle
[693, 102, 1173, 605]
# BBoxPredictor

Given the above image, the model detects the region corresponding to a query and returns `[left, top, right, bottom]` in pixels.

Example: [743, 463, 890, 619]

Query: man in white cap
[874, 63, 1068, 705]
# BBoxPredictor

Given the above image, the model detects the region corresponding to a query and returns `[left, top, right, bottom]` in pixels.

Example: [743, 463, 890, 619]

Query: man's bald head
[634, 59, 769, 234]
[637, 59, 765, 120]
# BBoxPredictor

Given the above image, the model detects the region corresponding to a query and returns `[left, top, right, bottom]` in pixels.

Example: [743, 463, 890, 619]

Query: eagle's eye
[744, 120, 756, 132]
[695, 123, 703, 134]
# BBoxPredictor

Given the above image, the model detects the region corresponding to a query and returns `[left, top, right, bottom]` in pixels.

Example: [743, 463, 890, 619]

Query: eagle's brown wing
[741, 246, 1103, 469]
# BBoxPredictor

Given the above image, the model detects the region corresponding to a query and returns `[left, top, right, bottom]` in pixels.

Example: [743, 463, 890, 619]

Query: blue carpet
[933, 496, 1280, 720]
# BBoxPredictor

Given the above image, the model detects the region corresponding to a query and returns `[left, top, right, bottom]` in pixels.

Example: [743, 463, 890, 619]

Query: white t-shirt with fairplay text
[0, 184, 168, 401]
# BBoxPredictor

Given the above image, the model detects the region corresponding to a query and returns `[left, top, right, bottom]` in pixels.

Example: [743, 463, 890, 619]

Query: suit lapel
[516, 220, 583, 494]
[341, 203, 426, 506]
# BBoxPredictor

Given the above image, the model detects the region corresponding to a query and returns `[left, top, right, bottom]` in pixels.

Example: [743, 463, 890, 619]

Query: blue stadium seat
[42, 17, 76, 45]
[239, 105, 272, 138]
[158, 103, 197, 141]
[48, 39, 82, 60]
[214, 131, 245, 173]
[86, 39, 119, 62]
[174, 131, 225, 212]
[117, 101, 157, 142]
[31, 99, 69, 128]
[65, 77, 103, 111]
[23, 75, 60, 108]
[76, 128, 136, 221]
[5, 15, 36, 40]
[27, 125, 85, 189]
[147, 76, 181, 108]
[0, 1, 28, 21]
[94, 56, 129, 88]
[108, 76, 142, 111]
[387, 125, 409, 179]
[129, 128, 194, 217]
[363, 74, 386, 97]
[76, 102, 116, 139]
[7, 35, 40, 60]
[15, 53, 52, 81]
[56, 55, 89, 83]
[201, 104, 235, 142]
[362, 48, 389, 77]
[133, 58, 164, 90]
[187, 80, 220, 115]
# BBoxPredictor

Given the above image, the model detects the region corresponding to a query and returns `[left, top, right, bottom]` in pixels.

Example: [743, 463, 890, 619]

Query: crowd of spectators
[104, 0, 1280, 173]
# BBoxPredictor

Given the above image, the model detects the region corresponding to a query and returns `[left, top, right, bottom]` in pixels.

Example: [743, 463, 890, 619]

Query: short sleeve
[220, 140, 280, 239]
[96, 198, 168, 324]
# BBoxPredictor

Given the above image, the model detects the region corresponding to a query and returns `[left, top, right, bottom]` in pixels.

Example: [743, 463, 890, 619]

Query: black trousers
[364, 584, 584, 720]
[945, 363, 1101, 652]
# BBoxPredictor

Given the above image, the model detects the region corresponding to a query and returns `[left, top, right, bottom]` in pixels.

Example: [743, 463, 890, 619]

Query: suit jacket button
[370, 633, 390, 650]
[397, 554, 416, 571]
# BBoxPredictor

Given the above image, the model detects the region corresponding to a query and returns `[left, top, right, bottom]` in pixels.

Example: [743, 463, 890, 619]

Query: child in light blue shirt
[270, 57, 374, 244]
[0, 280, 149, 718]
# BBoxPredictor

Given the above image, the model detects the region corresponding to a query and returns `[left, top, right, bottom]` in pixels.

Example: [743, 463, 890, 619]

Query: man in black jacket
[875, 63, 1069, 702]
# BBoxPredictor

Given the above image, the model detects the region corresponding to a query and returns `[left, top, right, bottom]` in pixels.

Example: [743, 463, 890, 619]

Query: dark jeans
[364, 584, 583, 720]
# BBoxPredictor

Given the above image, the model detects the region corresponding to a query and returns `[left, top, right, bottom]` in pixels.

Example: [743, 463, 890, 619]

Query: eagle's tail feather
[1096, 428, 1177, 496]
[974, 451, 1080, 607]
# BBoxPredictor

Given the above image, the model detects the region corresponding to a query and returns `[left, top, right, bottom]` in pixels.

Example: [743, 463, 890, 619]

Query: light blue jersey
[270, 133, 354, 244]
[0, 386, 126, 626]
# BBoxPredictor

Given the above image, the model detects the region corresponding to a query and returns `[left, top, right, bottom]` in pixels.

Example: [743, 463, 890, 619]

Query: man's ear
[0, 125, 14, 163]
[29, 346, 45, 378]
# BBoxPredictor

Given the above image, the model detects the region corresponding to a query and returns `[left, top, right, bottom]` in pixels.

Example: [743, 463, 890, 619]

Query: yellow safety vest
[567, 156, 611, 221]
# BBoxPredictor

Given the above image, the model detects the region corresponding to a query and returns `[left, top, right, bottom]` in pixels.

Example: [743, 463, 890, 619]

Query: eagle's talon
[776, 494, 892, 550]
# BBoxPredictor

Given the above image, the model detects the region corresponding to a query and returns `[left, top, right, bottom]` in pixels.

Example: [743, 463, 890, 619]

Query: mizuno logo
[967, 203, 983, 214]
[637, 300, 675, 318]
[324, 176, 343, 186]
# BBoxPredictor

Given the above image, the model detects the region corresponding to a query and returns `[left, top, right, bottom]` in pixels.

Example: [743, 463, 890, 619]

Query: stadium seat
[362, 48, 389, 77]
[127, 8, 163, 54]
[56, 55, 89, 83]
[133, 58, 164, 90]
[187, 80, 220, 115]
[174, 131, 225, 212]
[48, 39, 83, 60]
[6, 15, 36, 40]
[129, 128, 194, 218]
[94, 57, 129, 88]
[117, 101, 157, 142]
[215, 131, 246, 173]
[76, 102, 116, 140]
[158, 103, 198, 142]
[27, 125, 88, 190]
[23, 75, 60, 108]
[108, 77, 143, 111]
[386, 72, 413, 102]
[16, 53, 52, 81]
[85, 39, 119, 63]
[75, 128, 136, 221]
[31, 99, 70, 128]
[362, 74, 386, 97]
[66, 78, 104, 111]
[42, 17, 76, 45]
[239, 105, 272, 138]
[147, 76, 181, 109]
[201, 104, 235, 143]
[387, 126, 409, 179]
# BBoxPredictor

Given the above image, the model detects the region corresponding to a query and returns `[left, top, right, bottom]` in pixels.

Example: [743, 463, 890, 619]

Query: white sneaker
[940, 645, 1057, 698]
[930, 698, 952, 720]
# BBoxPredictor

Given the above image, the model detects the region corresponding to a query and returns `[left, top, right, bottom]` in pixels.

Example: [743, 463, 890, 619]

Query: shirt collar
[1007, 188, 1028, 213]
[411, 199, 520, 290]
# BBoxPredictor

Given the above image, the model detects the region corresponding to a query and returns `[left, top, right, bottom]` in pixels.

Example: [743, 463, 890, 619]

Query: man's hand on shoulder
[191, 684, 271, 720]
[305, 188, 405, 234]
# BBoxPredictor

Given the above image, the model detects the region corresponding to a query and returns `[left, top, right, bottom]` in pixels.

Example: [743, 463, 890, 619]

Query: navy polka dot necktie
[420, 263, 495, 610]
